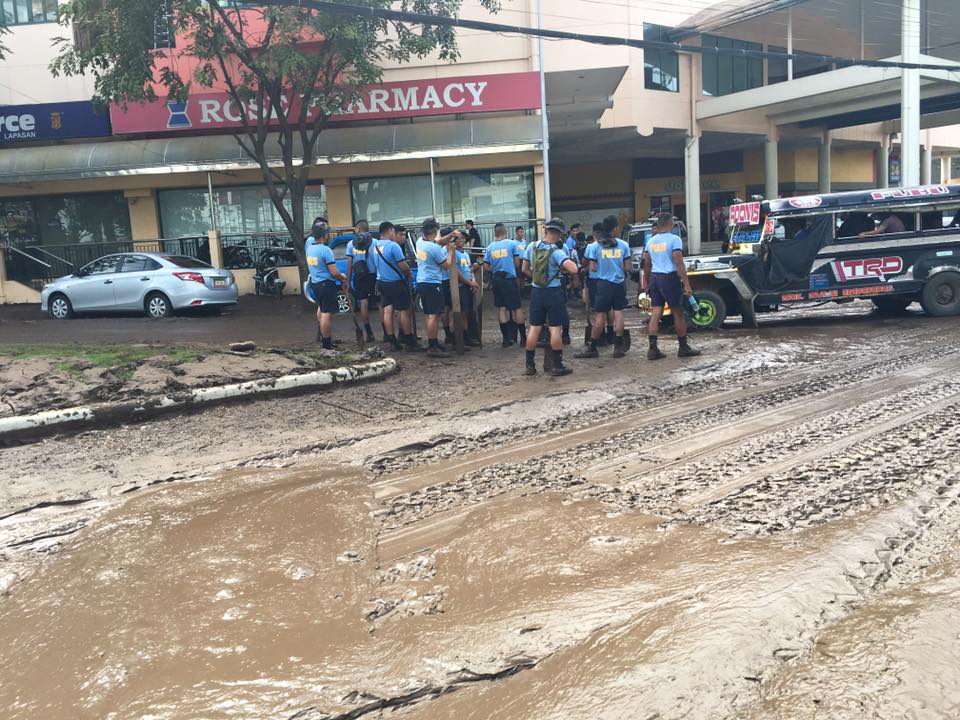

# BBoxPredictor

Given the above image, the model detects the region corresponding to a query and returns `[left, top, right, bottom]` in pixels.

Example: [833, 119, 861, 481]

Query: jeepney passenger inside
[859, 211, 906, 237]
[837, 212, 873, 239]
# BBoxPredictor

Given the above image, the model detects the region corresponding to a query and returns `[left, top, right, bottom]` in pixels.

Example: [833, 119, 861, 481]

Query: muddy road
[1, 302, 959, 719]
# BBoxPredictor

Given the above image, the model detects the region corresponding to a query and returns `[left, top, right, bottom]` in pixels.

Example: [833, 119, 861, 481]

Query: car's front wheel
[145, 292, 172, 319]
[48, 293, 74, 320]
[337, 292, 350, 314]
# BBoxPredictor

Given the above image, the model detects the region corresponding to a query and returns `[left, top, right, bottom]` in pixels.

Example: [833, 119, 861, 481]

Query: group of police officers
[304, 211, 700, 376]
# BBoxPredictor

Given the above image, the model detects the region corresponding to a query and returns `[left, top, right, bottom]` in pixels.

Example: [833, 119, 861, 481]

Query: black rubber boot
[613, 336, 626, 358]
[524, 350, 537, 375]
[316, 326, 323, 343]
[364, 324, 376, 343]
[403, 333, 424, 352]
[647, 336, 665, 361]
[500, 322, 514, 347]
[605, 325, 615, 345]
[426, 339, 449, 358]
[678, 336, 702, 358]
[386, 334, 402, 352]
[562, 326, 571, 346]
[550, 349, 572, 376]
[517, 323, 527, 344]
[443, 327, 454, 345]
[321, 336, 334, 350]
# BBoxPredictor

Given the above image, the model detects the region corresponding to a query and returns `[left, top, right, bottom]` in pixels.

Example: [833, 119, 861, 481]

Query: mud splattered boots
[647, 335, 666, 361]
[678, 336, 702, 357]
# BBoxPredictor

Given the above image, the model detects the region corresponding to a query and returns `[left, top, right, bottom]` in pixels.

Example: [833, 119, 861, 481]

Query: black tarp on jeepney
[763, 215, 835, 289]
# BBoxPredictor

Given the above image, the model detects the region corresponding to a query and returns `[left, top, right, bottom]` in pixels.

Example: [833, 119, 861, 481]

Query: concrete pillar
[901, 0, 921, 187]
[921, 144, 932, 185]
[207, 230, 224, 268]
[942, 156, 952, 183]
[879, 135, 891, 188]
[684, 134, 702, 255]
[765, 129, 779, 201]
[324, 177, 354, 229]
[124, 188, 161, 240]
[818, 130, 832, 193]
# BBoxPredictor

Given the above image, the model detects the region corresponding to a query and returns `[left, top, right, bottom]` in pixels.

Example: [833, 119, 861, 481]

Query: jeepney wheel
[920, 272, 960, 317]
[686, 290, 726, 330]
[871, 296, 913, 315]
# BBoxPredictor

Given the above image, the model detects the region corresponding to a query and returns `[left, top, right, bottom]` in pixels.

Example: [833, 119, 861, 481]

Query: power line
[261, 0, 960, 73]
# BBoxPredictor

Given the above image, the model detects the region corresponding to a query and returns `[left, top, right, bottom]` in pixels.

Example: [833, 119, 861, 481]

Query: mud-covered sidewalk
[1, 300, 959, 719]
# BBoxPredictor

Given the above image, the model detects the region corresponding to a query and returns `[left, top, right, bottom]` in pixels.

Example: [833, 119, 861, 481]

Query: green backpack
[532, 243, 554, 287]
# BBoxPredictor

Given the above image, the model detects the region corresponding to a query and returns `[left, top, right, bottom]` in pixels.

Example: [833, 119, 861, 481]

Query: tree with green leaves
[51, 0, 498, 269]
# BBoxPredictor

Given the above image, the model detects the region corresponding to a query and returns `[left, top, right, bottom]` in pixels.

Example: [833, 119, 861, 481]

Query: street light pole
[536, 0, 551, 221]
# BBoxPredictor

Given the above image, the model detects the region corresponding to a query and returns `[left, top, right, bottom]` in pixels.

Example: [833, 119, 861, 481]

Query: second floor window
[1, 0, 58, 25]
[643, 24, 680, 93]
[702, 35, 763, 97]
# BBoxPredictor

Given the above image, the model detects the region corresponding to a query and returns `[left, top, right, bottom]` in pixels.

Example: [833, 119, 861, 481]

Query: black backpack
[352, 234, 373, 282]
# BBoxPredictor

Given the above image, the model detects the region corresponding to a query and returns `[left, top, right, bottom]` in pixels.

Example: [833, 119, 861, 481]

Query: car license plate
[213, 278, 227, 288]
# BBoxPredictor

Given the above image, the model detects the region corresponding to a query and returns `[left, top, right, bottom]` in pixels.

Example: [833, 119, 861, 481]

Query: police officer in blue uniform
[483, 222, 527, 347]
[374, 220, 419, 352]
[521, 218, 580, 376]
[346, 219, 378, 343]
[643, 212, 702, 360]
[306, 221, 349, 349]
[415, 217, 457, 358]
[577, 215, 632, 358]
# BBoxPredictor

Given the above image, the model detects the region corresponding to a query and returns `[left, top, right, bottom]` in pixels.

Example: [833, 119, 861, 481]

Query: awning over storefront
[0, 115, 543, 185]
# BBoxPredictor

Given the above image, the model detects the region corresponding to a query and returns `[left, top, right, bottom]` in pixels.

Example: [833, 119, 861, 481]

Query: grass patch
[0, 344, 204, 370]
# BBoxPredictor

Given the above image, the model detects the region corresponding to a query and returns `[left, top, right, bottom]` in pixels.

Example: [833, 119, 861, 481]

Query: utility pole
[536, 0, 551, 221]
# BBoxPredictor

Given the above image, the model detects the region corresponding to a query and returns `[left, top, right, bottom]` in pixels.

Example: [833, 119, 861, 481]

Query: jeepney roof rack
[764, 184, 960, 218]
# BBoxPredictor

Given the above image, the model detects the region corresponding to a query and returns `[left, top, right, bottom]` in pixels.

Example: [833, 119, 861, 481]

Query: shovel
[475, 265, 485, 348]
[344, 286, 365, 350]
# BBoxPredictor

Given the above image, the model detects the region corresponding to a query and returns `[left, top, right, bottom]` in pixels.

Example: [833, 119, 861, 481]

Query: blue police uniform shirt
[373, 240, 405, 283]
[455, 249, 474, 283]
[415, 238, 448, 284]
[484, 239, 521, 277]
[306, 242, 336, 283]
[644, 232, 683, 274]
[565, 234, 576, 253]
[524, 241, 569, 289]
[586, 238, 630, 283]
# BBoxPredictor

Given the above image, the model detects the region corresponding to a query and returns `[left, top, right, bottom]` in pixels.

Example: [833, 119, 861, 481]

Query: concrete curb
[0, 358, 397, 440]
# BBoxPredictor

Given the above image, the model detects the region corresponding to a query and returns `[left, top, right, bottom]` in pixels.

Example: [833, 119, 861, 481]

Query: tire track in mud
[375, 346, 960, 534]
[367, 329, 943, 480]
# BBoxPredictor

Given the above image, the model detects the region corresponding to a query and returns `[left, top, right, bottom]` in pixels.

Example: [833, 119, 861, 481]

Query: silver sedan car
[41, 252, 239, 319]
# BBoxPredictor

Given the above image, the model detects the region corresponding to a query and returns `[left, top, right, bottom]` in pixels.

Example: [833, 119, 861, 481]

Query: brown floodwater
[0, 459, 941, 720]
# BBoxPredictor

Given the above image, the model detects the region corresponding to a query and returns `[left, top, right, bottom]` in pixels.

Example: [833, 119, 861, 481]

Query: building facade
[2, 0, 960, 302]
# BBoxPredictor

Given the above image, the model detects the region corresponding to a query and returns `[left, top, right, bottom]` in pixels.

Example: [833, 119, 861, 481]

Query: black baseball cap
[544, 217, 566, 233]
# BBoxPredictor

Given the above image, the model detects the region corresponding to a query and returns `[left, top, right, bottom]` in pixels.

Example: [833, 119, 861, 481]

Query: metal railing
[2, 237, 208, 286]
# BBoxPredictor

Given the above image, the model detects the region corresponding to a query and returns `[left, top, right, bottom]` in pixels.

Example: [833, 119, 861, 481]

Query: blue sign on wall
[0, 101, 111, 145]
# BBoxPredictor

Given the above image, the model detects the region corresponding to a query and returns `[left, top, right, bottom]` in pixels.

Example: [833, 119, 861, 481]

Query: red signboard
[728, 202, 761, 226]
[110, 72, 541, 135]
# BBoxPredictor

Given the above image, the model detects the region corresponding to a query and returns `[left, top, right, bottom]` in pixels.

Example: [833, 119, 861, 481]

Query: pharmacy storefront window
[158, 184, 327, 237]
[351, 169, 536, 230]
[0, 192, 131, 247]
